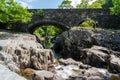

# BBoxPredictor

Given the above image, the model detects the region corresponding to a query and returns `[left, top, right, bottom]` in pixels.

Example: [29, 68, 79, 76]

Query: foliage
[76, 0, 92, 8]
[36, 9, 44, 16]
[34, 25, 63, 48]
[80, 18, 97, 28]
[89, 0, 113, 9]
[89, 1, 103, 8]
[0, 0, 32, 24]
[111, 0, 120, 17]
[58, 0, 73, 9]
[102, 0, 113, 9]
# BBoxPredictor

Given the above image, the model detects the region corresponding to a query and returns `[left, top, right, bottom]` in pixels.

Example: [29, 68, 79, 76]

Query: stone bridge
[20, 9, 120, 33]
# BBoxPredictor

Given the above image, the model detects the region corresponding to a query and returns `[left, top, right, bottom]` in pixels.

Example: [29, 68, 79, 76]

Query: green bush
[34, 25, 63, 48]
[80, 18, 97, 29]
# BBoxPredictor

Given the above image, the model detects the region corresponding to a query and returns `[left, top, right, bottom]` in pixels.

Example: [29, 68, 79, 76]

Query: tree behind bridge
[0, 0, 32, 28]
[58, 0, 73, 9]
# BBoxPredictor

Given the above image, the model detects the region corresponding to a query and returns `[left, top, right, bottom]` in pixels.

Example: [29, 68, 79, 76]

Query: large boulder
[53, 28, 120, 60]
[81, 46, 120, 73]
[0, 30, 54, 70]
[53, 28, 94, 60]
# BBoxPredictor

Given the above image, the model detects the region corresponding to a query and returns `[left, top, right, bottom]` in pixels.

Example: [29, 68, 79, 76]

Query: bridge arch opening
[28, 20, 68, 49]
[27, 20, 69, 34]
[78, 18, 97, 28]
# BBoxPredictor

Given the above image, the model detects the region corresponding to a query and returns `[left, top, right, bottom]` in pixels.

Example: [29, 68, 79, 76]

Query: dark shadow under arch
[77, 19, 86, 26]
[27, 20, 69, 34]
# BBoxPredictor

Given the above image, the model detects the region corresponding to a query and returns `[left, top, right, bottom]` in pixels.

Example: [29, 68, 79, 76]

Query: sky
[15, 0, 96, 9]
[15, 0, 81, 9]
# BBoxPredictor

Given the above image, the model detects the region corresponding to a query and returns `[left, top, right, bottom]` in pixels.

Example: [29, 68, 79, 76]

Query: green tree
[34, 25, 63, 48]
[76, 0, 92, 8]
[89, 0, 113, 9]
[89, 0, 104, 8]
[58, 0, 73, 9]
[111, 0, 120, 17]
[102, 0, 113, 9]
[0, 0, 32, 24]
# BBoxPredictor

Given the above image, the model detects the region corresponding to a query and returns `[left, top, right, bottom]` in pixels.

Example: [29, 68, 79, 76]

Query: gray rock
[0, 31, 54, 70]
[84, 67, 110, 80]
[109, 55, 120, 73]
[33, 70, 54, 80]
[53, 28, 93, 60]
[0, 64, 26, 80]
[83, 46, 110, 68]
[83, 46, 120, 73]
[53, 28, 120, 60]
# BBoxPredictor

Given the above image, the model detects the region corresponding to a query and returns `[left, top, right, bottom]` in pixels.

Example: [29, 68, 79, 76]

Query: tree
[102, 0, 113, 9]
[89, 1, 102, 8]
[111, 0, 120, 17]
[0, 0, 32, 24]
[76, 0, 92, 8]
[89, 0, 113, 9]
[58, 0, 73, 9]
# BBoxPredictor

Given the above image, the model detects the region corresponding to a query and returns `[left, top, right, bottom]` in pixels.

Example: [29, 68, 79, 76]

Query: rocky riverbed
[0, 29, 120, 80]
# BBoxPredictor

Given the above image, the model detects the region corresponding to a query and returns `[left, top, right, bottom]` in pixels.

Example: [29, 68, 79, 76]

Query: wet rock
[33, 70, 54, 80]
[59, 58, 80, 65]
[83, 46, 110, 68]
[54, 65, 82, 80]
[54, 74, 65, 80]
[0, 64, 26, 80]
[23, 68, 36, 75]
[59, 58, 91, 69]
[82, 46, 120, 73]
[109, 54, 120, 73]
[84, 67, 110, 80]
[110, 74, 120, 80]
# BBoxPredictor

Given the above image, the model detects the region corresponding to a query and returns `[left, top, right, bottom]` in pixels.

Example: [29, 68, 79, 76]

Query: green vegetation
[77, 0, 92, 8]
[0, 0, 32, 26]
[34, 25, 63, 48]
[76, 0, 113, 9]
[80, 18, 97, 29]
[89, 0, 103, 8]
[36, 9, 44, 16]
[58, 0, 73, 9]
[111, 0, 120, 17]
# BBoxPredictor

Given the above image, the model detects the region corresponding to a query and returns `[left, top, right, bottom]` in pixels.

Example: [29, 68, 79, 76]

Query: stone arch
[76, 19, 86, 26]
[27, 20, 69, 34]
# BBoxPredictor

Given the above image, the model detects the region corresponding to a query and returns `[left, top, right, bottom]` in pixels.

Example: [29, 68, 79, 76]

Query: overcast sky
[15, 0, 95, 9]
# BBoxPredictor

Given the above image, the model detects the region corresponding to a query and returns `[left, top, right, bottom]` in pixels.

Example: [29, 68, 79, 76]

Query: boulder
[0, 31, 54, 70]
[33, 70, 54, 80]
[53, 28, 94, 60]
[84, 67, 110, 80]
[109, 55, 120, 73]
[82, 46, 110, 68]
[82, 46, 120, 73]
[53, 28, 120, 60]
[59, 58, 80, 65]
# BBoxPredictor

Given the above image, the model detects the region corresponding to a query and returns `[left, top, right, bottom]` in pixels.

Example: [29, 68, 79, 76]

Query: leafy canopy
[0, 0, 32, 23]
[58, 0, 73, 9]
[111, 0, 120, 17]
[77, 0, 92, 8]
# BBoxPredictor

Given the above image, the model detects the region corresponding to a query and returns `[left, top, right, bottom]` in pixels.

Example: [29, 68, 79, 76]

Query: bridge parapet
[15, 9, 120, 33]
